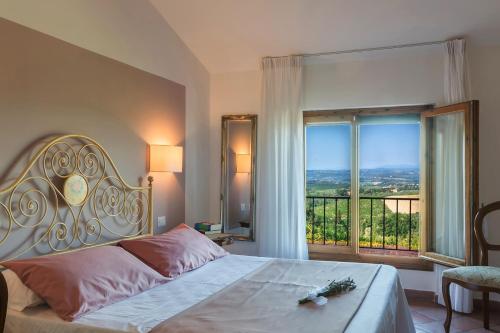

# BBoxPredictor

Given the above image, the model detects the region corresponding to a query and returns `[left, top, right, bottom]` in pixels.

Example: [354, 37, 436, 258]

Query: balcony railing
[306, 196, 419, 252]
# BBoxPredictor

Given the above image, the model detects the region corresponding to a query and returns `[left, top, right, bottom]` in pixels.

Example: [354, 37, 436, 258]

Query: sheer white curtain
[433, 113, 465, 259]
[435, 38, 473, 313]
[444, 39, 469, 104]
[257, 55, 308, 259]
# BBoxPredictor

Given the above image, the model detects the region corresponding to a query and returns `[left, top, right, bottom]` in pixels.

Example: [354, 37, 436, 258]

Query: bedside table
[205, 233, 234, 246]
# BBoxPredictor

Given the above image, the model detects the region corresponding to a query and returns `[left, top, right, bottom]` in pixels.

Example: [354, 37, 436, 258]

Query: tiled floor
[409, 299, 500, 333]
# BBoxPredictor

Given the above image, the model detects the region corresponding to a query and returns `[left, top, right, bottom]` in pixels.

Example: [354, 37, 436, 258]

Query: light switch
[157, 216, 166, 227]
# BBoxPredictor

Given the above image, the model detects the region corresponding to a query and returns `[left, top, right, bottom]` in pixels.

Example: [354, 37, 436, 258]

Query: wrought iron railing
[306, 196, 419, 251]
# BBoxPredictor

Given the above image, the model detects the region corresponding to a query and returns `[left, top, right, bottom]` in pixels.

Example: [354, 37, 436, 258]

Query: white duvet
[5, 255, 415, 333]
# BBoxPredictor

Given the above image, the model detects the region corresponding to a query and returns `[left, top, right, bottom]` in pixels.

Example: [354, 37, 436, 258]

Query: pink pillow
[119, 224, 228, 278]
[3, 246, 168, 321]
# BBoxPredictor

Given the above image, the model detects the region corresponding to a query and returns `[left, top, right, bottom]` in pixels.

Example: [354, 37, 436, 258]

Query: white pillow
[1, 269, 44, 311]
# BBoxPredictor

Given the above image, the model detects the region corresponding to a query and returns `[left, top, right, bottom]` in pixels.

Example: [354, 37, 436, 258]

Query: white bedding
[5, 255, 415, 333]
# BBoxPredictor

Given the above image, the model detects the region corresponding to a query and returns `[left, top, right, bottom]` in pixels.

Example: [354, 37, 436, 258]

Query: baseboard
[405, 289, 500, 311]
[474, 298, 500, 311]
[404, 289, 435, 303]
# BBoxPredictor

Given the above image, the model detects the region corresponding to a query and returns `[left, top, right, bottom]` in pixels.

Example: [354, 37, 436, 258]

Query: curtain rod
[263, 39, 450, 59]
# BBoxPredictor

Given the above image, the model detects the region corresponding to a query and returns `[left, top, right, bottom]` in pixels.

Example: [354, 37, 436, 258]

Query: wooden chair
[443, 201, 500, 332]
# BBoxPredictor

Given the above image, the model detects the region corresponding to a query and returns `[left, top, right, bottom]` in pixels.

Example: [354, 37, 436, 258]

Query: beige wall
[209, 70, 261, 255]
[0, 18, 185, 242]
[209, 71, 262, 227]
[470, 45, 500, 266]
[0, 0, 211, 227]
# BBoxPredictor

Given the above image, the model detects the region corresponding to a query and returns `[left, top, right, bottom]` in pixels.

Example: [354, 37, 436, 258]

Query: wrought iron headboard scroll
[0, 135, 153, 263]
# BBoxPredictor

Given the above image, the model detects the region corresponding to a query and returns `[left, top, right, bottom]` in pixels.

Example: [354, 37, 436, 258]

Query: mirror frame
[220, 114, 257, 241]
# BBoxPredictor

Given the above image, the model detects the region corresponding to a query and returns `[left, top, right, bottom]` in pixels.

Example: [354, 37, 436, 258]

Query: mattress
[5, 255, 415, 333]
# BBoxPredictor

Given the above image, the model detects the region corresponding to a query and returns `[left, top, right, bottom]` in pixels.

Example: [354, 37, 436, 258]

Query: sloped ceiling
[150, 0, 500, 73]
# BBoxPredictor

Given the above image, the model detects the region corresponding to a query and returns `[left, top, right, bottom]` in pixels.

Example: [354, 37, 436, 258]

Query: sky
[306, 123, 420, 170]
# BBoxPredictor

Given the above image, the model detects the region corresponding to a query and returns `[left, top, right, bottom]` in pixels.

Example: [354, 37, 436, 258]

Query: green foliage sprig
[298, 277, 356, 305]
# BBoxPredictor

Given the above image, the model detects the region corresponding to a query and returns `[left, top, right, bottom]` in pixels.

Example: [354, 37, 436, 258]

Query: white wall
[0, 0, 211, 227]
[210, 44, 500, 296]
[467, 44, 500, 302]
[303, 45, 444, 110]
[470, 45, 500, 268]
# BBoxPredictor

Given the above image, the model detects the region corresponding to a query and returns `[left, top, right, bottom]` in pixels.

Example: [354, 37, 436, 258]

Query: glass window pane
[358, 121, 420, 253]
[305, 124, 351, 246]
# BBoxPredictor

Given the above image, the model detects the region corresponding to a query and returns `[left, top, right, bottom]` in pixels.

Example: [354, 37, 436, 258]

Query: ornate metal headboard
[0, 134, 153, 263]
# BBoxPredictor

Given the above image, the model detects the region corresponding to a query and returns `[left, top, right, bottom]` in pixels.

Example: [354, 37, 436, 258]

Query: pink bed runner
[151, 259, 381, 333]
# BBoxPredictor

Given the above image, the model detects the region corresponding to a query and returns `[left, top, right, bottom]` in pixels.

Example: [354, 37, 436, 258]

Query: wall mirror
[220, 115, 257, 241]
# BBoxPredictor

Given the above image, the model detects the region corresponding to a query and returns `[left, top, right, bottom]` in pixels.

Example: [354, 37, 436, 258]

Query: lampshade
[149, 145, 183, 172]
[236, 154, 251, 173]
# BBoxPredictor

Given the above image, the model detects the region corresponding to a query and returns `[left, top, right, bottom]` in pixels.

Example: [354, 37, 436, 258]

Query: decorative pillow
[119, 224, 229, 278]
[3, 246, 168, 321]
[1, 269, 44, 311]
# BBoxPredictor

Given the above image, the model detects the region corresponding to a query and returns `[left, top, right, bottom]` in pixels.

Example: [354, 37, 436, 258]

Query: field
[306, 168, 420, 250]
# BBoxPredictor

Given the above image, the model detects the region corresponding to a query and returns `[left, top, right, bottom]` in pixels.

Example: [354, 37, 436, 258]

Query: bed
[0, 135, 415, 333]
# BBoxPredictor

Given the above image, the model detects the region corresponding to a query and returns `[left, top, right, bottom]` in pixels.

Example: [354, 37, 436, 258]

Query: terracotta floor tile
[489, 315, 500, 325]
[450, 316, 485, 331]
[409, 299, 499, 333]
[415, 320, 461, 333]
[412, 311, 436, 324]
[414, 306, 451, 321]
[466, 312, 500, 326]
[411, 300, 441, 309]
[466, 327, 500, 333]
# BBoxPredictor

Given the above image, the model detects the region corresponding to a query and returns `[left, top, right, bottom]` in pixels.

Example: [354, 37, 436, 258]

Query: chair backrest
[474, 201, 500, 266]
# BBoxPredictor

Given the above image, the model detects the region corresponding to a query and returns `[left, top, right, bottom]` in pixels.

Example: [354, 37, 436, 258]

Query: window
[306, 122, 352, 252]
[304, 102, 478, 268]
[420, 102, 479, 266]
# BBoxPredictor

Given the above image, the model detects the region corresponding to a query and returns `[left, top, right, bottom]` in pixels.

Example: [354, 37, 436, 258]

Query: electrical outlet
[157, 216, 166, 227]
[241, 203, 246, 211]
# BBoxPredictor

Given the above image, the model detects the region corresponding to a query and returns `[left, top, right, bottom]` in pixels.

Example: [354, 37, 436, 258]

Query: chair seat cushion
[443, 266, 500, 289]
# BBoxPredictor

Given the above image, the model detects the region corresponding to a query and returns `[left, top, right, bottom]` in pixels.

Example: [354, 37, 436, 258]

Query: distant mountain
[307, 167, 419, 195]
[307, 165, 419, 172]
[370, 164, 419, 170]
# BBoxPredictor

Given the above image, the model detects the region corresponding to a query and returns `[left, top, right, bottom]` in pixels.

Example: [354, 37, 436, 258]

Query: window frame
[304, 114, 357, 256]
[418, 101, 479, 267]
[303, 105, 433, 270]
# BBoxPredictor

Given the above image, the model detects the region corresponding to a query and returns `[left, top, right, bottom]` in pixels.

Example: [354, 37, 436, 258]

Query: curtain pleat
[257, 56, 308, 259]
[435, 38, 473, 314]
[444, 39, 469, 104]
